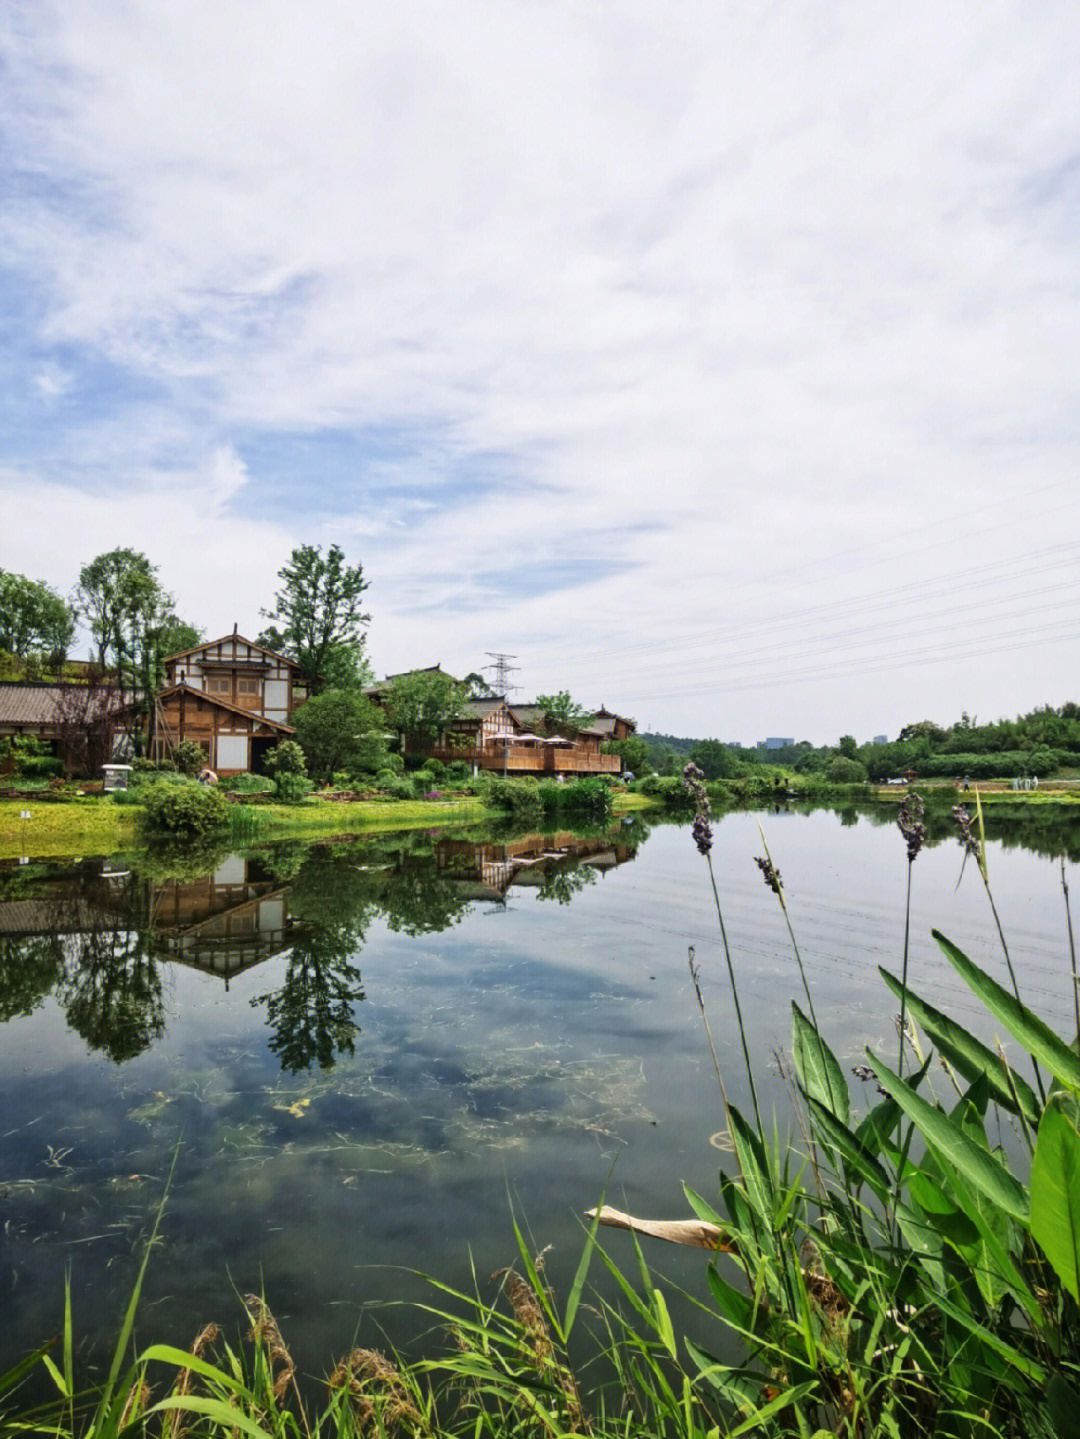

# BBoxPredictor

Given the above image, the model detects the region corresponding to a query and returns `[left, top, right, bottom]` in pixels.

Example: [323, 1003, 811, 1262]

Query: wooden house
[417, 698, 620, 775]
[591, 706, 637, 742]
[144, 631, 308, 774]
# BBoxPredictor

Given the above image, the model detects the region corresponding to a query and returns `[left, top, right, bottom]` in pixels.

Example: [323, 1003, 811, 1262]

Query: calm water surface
[1, 804, 1077, 1381]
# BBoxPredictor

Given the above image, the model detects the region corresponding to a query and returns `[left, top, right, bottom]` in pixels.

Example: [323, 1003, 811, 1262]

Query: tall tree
[260, 544, 370, 690]
[73, 548, 163, 676]
[0, 569, 75, 664]
[383, 670, 467, 746]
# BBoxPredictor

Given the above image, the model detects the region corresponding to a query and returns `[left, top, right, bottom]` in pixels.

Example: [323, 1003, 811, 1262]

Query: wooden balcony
[419, 745, 621, 775]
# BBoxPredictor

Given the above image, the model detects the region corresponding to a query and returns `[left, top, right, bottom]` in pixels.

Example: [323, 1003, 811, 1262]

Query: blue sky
[2, 1, 1078, 741]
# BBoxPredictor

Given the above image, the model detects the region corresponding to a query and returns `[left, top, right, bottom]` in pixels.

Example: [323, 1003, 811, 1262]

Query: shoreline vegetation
[2, 778, 1078, 862]
[3, 784, 1079, 1436]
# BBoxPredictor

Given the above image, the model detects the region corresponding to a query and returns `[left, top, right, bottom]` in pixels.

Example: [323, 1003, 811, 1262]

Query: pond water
[1, 802, 1078, 1387]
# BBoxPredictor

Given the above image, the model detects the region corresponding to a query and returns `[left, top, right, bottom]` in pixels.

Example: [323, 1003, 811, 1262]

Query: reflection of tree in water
[535, 862, 598, 905]
[816, 799, 1080, 863]
[0, 934, 66, 1022]
[251, 854, 375, 1073]
[0, 868, 165, 1063]
[379, 857, 473, 935]
[255, 929, 366, 1073]
[59, 925, 165, 1063]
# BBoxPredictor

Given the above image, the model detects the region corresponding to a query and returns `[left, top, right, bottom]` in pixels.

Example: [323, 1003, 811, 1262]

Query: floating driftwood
[584, 1204, 736, 1253]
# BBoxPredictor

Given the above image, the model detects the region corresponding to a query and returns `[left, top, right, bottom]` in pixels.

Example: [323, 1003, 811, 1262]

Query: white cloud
[2, 1, 1078, 738]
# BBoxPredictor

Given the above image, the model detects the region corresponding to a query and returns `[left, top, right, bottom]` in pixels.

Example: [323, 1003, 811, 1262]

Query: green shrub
[264, 739, 307, 777]
[914, 749, 1059, 779]
[825, 754, 869, 783]
[477, 774, 543, 826]
[638, 773, 693, 806]
[171, 739, 207, 776]
[420, 757, 446, 780]
[444, 760, 471, 782]
[223, 773, 275, 795]
[140, 777, 228, 836]
[132, 756, 176, 774]
[133, 767, 190, 788]
[273, 772, 314, 803]
[537, 777, 613, 817]
[18, 753, 63, 778]
[374, 768, 400, 791]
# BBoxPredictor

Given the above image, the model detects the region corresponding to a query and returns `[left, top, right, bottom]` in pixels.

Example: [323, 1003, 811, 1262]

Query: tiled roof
[0, 683, 120, 728]
[455, 698, 507, 720]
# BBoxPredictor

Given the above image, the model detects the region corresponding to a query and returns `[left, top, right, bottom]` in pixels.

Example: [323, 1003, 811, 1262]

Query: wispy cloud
[1, 1, 1078, 737]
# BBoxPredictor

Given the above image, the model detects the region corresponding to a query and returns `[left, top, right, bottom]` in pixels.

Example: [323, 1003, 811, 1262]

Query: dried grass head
[244, 1293, 295, 1401]
[327, 1348, 426, 1436]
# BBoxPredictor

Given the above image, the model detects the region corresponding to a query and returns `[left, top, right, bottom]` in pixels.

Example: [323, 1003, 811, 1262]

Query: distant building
[873, 734, 888, 745]
[763, 736, 794, 750]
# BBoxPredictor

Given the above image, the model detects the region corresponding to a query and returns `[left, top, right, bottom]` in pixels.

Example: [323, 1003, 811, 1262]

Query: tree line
[627, 704, 1080, 783]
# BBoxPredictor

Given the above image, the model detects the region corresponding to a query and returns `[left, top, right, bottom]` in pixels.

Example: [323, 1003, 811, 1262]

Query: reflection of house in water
[432, 831, 637, 902]
[0, 856, 295, 987]
[146, 854, 296, 985]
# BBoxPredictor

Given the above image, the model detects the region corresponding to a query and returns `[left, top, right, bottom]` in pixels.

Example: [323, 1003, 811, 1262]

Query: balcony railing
[419, 745, 620, 775]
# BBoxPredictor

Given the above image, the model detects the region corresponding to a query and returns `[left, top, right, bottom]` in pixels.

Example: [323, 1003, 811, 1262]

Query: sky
[2, 2, 1078, 744]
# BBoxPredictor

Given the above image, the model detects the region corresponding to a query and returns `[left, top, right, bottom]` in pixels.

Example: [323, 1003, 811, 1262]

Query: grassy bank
[0, 795, 492, 860]
[0, 790, 654, 860]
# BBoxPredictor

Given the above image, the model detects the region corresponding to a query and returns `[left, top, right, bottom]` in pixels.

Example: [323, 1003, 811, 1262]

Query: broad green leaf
[683, 1181, 725, 1229]
[933, 930, 1080, 1092]
[855, 1095, 900, 1157]
[138, 1345, 251, 1396]
[148, 1395, 275, 1439]
[880, 966, 1039, 1124]
[1031, 1092, 1080, 1304]
[705, 1263, 757, 1333]
[806, 1096, 889, 1201]
[866, 1051, 1029, 1222]
[791, 1002, 849, 1126]
[728, 1105, 774, 1220]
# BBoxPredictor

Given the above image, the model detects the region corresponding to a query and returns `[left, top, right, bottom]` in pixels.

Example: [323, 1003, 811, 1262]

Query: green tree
[0, 569, 75, 665]
[838, 734, 859, 760]
[825, 754, 868, 783]
[533, 691, 594, 733]
[898, 719, 945, 744]
[292, 689, 388, 779]
[384, 670, 467, 746]
[601, 735, 653, 775]
[154, 614, 203, 660]
[688, 738, 737, 779]
[317, 640, 375, 692]
[260, 544, 370, 691]
[74, 548, 160, 672]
